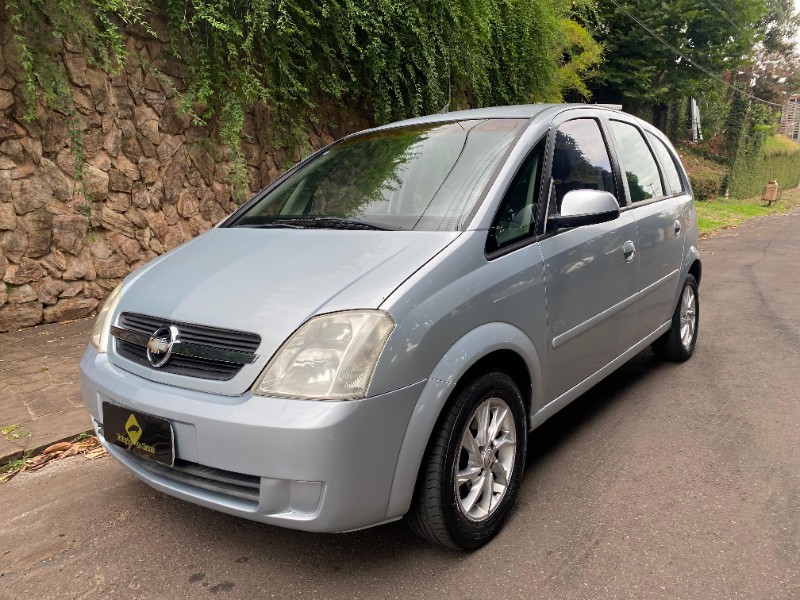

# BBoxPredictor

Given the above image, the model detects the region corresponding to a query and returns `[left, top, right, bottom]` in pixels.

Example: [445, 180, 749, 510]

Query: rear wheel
[407, 372, 527, 550]
[652, 274, 699, 361]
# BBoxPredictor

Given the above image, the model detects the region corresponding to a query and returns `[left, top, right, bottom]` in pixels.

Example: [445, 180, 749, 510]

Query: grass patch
[696, 187, 800, 235]
[762, 134, 800, 157]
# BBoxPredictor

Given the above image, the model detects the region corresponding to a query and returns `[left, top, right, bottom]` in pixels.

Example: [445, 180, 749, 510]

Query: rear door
[605, 118, 684, 340]
[538, 111, 640, 401]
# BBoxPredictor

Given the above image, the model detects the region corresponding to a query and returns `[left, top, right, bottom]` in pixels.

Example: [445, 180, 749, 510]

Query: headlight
[253, 310, 396, 400]
[89, 283, 124, 353]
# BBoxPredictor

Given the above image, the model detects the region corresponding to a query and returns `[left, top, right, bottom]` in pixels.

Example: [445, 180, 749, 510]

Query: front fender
[384, 322, 542, 519]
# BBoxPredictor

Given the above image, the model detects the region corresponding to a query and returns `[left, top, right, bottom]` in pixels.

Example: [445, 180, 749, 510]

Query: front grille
[114, 312, 261, 381]
[126, 452, 260, 505]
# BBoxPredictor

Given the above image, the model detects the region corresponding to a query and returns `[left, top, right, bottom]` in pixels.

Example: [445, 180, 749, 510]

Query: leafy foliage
[724, 93, 751, 165]
[763, 133, 800, 155]
[6, 0, 602, 196]
[6, 0, 151, 119]
[555, 18, 604, 100]
[675, 145, 727, 201]
[590, 0, 767, 105]
[720, 91, 791, 198]
[5, 0, 152, 206]
[688, 170, 725, 202]
[728, 149, 800, 199]
[157, 0, 593, 138]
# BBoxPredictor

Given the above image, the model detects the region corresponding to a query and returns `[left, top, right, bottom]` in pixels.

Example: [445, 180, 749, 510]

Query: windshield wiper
[273, 217, 388, 231]
[241, 222, 308, 229]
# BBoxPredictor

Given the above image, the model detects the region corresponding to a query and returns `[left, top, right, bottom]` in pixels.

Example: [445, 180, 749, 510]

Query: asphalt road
[1, 211, 798, 600]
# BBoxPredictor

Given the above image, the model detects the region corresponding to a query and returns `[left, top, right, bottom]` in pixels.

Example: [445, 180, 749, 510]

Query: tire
[652, 274, 699, 362]
[407, 372, 527, 550]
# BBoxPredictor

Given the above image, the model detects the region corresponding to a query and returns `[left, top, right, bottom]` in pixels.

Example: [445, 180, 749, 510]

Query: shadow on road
[525, 348, 665, 469]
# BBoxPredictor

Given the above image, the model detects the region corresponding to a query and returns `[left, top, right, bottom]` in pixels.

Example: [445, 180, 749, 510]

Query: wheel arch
[683, 244, 701, 284]
[384, 322, 542, 519]
[688, 257, 702, 285]
[672, 244, 701, 309]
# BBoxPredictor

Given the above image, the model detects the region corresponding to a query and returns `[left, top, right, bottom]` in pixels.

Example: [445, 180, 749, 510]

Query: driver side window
[487, 138, 546, 253]
[552, 119, 617, 213]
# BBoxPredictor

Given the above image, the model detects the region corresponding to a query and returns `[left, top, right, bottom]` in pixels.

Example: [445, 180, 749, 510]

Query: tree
[749, 0, 800, 105]
[588, 0, 767, 107]
[750, 49, 800, 105]
[724, 92, 751, 163]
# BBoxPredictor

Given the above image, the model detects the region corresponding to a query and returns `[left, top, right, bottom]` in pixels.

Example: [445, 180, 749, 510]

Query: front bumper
[80, 348, 423, 533]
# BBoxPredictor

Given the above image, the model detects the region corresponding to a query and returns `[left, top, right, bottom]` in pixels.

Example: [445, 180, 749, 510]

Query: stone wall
[0, 14, 370, 332]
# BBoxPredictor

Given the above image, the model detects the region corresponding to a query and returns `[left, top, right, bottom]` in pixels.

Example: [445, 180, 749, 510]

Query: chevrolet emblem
[146, 325, 180, 368]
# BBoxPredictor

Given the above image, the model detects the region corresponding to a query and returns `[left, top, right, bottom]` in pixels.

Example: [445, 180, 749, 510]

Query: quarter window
[647, 133, 685, 194]
[488, 138, 546, 252]
[609, 121, 664, 202]
[552, 119, 617, 211]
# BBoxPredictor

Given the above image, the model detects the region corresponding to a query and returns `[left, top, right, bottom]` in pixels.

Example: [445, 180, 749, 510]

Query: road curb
[0, 429, 93, 468]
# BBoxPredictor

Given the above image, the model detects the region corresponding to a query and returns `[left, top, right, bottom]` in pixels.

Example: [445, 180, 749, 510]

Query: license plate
[102, 402, 175, 466]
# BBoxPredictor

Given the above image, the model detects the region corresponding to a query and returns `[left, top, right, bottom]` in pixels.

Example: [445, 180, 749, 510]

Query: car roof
[350, 104, 675, 153]
[367, 103, 629, 131]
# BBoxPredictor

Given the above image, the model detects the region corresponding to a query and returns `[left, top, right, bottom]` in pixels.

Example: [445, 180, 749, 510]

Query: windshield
[228, 119, 526, 231]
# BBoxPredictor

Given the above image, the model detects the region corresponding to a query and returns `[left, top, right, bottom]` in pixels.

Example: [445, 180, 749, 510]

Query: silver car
[81, 104, 700, 549]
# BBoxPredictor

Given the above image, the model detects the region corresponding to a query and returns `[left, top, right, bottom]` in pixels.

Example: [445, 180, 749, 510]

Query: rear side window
[488, 138, 546, 253]
[647, 133, 685, 194]
[552, 119, 617, 211]
[609, 120, 664, 203]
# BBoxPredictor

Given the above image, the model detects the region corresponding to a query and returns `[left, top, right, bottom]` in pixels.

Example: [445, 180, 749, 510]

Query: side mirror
[548, 190, 620, 229]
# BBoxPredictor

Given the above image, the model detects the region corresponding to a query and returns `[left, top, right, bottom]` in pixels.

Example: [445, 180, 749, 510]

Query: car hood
[111, 227, 458, 394]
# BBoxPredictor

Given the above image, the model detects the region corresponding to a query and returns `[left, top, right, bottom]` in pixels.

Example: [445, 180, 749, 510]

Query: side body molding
[384, 322, 543, 519]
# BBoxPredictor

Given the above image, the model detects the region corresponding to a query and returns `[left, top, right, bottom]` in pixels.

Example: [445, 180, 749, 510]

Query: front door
[538, 113, 640, 402]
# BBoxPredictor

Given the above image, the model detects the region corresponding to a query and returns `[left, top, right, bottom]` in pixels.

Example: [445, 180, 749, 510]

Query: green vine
[724, 92, 751, 167]
[5, 0, 152, 221]
[5, 0, 602, 196]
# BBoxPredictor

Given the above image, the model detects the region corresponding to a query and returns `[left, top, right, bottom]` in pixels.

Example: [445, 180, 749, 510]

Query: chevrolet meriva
[81, 104, 701, 549]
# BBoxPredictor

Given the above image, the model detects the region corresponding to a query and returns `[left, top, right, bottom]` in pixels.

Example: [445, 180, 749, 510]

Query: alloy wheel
[455, 397, 517, 522]
[679, 286, 697, 349]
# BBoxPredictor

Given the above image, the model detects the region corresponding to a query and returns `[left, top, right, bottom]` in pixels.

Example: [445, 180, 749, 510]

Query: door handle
[674, 219, 682, 236]
[622, 240, 636, 263]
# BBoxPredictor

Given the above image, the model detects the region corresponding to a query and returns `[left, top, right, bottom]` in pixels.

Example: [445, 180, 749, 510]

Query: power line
[607, 0, 784, 108]
[705, 0, 743, 34]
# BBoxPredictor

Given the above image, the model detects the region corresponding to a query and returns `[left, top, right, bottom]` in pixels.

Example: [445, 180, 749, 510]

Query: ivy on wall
[6, 0, 602, 192]
[5, 0, 153, 208]
[6, 0, 151, 121]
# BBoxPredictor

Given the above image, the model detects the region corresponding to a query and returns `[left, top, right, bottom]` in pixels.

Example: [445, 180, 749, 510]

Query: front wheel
[407, 372, 527, 550]
[652, 274, 699, 361]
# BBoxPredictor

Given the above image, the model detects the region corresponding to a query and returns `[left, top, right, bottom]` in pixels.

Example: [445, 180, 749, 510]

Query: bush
[728, 151, 800, 198]
[676, 146, 727, 201]
[689, 172, 725, 201]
